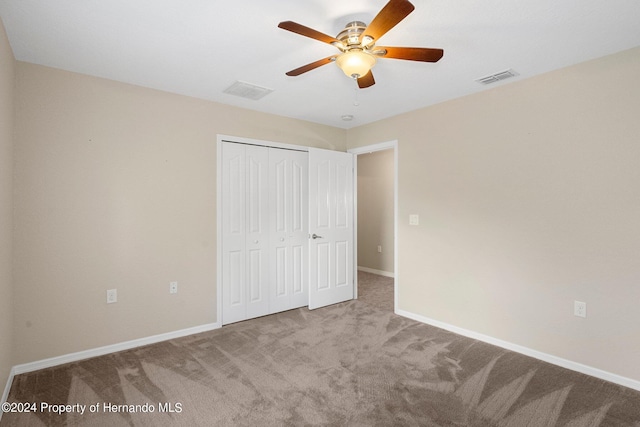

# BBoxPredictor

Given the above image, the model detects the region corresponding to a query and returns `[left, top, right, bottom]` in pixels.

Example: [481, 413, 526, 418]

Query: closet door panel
[222, 142, 310, 324]
[288, 151, 309, 308]
[221, 143, 247, 324]
[222, 143, 270, 324]
[275, 246, 287, 296]
[273, 158, 287, 233]
[269, 151, 290, 313]
[292, 245, 303, 294]
[228, 250, 243, 305]
[269, 149, 309, 313]
[245, 146, 270, 319]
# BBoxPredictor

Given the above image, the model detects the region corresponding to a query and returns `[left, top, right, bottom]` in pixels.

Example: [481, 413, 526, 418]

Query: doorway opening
[349, 141, 398, 313]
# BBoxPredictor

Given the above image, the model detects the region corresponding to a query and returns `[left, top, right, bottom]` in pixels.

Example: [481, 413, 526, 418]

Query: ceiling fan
[278, 0, 444, 89]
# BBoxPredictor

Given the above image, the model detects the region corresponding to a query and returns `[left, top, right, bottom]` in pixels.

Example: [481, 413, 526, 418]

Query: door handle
[311, 233, 323, 239]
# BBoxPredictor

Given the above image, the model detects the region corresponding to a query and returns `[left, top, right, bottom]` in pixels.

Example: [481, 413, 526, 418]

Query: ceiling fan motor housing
[334, 21, 378, 79]
[337, 21, 369, 48]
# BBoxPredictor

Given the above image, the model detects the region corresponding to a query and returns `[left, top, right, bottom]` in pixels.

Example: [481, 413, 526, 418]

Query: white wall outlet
[409, 214, 419, 226]
[574, 301, 587, 318]
[169, 281, 178, 294]
[106, 289, 117, 304]
[377, 245, 382, 253]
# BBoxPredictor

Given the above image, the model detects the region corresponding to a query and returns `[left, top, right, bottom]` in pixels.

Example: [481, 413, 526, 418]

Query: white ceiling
[1, 0, 639, 129]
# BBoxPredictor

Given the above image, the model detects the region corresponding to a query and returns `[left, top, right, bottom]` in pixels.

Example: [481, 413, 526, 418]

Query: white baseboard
[5, 309, 639, 416]
[0, 366, 16, 421]
[396, 309, 640, 392]
[2, 321, 221, 409]
[358, 266, 395, 278]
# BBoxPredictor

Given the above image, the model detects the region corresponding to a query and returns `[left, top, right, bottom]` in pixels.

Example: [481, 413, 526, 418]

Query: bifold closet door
[221, 142, 309, 324]
[221, 143, 270, 324]
[269, 149, 309, 313]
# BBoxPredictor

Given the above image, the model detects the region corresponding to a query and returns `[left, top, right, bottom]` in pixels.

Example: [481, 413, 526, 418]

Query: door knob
[311, 233, 323, 239]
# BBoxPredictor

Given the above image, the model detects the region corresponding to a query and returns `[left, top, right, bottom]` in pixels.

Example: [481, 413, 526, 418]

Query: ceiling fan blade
[285, 56, 336, 76]
[357, 71, 375, 88]
[361, 0, 415, 43]
[377, 46, 444, 62]
[278, 21, 342, 46]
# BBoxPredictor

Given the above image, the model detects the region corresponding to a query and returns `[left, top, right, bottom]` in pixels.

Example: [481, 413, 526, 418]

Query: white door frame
[348, 140, 398, 313]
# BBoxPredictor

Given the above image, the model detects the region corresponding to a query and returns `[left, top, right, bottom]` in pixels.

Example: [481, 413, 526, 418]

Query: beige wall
[7, 39, 640, 386]
[0, 18, 15, 394]
[347, 47, 640, 382]
[13, 62, 346, 364]
[357, 149, 394, 274]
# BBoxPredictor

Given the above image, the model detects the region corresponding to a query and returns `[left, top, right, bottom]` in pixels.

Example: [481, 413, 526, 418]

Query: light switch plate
[574, 301, 587, 318]
[106, 289, 117, 304]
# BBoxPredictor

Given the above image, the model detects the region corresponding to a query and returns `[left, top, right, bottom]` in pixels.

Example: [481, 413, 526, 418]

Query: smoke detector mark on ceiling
[475, 69, 519, 85]
[223, 81, 273, 100]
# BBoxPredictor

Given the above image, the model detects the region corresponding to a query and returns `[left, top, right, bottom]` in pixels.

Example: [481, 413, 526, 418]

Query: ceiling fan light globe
[336, 51, 376, 79]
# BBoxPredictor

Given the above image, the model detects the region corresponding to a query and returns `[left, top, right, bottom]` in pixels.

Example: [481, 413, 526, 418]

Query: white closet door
[222, 142, 353, 323]
[269, 149, 309, 313]
[245, 146, 270, 319]
[221, 142, 270, 324]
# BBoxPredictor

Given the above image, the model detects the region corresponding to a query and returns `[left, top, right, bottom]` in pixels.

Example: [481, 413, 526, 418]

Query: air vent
[223, 81, 273, 100]
[475, 69, 519, 85]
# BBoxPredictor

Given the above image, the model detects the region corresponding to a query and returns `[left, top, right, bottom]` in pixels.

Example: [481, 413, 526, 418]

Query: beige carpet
[357, 270, 394, 312]
[3, 277, 640, 426]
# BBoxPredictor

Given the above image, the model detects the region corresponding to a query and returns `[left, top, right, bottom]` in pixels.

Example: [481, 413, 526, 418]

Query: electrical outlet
[106, 289, 117, 304]
[409, 214, 419, 226]
[169, 281, 178, 294]
[574, 301, 587, 318]
[377, 245, 382, 253]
